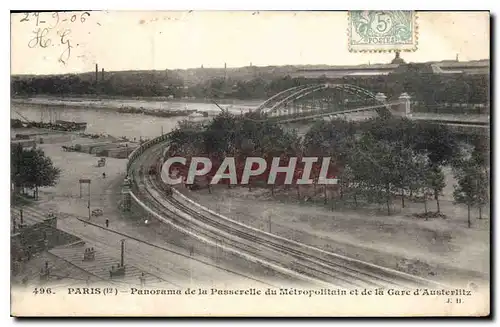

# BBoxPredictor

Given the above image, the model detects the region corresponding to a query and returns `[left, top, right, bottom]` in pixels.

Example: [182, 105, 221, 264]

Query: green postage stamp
[348, 11, 417, 52]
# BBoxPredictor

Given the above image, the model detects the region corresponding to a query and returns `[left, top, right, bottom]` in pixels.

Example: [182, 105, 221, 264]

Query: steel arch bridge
[255, 84, 404, 123]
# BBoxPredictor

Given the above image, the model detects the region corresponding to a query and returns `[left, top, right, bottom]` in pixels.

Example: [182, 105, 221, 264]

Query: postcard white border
[2, 0, 497, 325]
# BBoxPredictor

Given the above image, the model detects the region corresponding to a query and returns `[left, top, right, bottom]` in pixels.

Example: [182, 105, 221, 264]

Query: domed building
[391, 51, 406, 65]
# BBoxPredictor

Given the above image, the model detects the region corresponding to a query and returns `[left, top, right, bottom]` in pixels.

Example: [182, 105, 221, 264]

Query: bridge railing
[126, 133, 171, 173]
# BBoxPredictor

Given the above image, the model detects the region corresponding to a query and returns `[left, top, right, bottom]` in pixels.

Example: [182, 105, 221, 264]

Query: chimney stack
[95, 64, 99, 84]
[101, 68, 104, 81]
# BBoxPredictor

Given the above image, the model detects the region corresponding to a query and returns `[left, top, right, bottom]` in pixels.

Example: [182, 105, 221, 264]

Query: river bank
[12, 96, 262, 112]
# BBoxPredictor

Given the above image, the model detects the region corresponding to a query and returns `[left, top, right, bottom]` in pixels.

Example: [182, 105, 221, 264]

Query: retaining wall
[11, 217, 82, 265]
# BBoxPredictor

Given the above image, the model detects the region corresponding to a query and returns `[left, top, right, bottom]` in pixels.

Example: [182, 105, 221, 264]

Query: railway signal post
[122, 177, 132, 211]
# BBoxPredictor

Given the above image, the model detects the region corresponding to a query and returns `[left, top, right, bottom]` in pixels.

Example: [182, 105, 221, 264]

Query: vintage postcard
[348, 11, 418, 52]
[10, 11, 490, 317]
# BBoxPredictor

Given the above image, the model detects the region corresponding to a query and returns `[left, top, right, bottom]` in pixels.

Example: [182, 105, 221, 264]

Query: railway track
[131, 148, 318, 286]
[129, 142, 445, 290]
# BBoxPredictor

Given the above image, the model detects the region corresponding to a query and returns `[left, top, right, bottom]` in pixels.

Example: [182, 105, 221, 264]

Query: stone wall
[11, 217, 82, 269]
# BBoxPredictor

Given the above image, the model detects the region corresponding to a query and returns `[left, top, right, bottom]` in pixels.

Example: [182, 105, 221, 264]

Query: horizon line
[10, 58, 491, 77]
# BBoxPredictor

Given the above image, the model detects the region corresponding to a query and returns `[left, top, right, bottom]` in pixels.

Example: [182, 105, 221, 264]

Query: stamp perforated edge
[347, 11, 419, 53]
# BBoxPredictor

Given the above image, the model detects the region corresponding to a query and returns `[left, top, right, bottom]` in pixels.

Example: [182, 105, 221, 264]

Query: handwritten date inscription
[21, 12, 90, 65]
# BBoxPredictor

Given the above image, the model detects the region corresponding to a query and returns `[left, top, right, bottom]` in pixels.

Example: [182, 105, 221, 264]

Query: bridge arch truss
[256, 84, 396, 120]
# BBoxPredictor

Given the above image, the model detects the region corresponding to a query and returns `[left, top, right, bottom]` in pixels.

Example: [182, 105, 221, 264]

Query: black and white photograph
[9, 10, 490, 317]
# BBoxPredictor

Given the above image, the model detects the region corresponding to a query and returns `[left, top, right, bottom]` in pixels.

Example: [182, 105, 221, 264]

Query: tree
[361, 117, 459, 167]
[168, 111, 302, 193]
[338, 165, 360, 208]
[468, 137, 490, 219]
[390, 144, 428, 209]
[11, 144, 26, 194]
[31, 148, 61, 199]
[350, 135, 397, 215]
[413, 122, 459, 167]
[416, 183, 432, 215]
[303, 118, 355, 163]
[469, 134, 490, 169]
[10, 145, 60, 200]
[408, 162, 443, 217]
[426, 165, 446, 213]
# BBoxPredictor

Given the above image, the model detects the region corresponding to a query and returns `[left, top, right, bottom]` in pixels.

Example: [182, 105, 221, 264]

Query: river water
[11, 98, 261, 139]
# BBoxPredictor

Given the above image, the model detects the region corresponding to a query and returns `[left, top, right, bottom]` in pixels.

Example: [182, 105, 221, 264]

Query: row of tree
[168, 111, 489, 226]
[11, 144, 61, 201]
[12, 65, 489, 105]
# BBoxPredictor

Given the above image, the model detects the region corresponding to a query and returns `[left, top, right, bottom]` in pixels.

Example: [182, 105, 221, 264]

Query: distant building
[291, 53, 489, 79]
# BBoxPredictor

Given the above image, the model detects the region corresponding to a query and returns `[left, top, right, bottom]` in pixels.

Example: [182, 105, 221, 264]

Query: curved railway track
[129, 139, 446, 290]
[131, 147, 318, 286]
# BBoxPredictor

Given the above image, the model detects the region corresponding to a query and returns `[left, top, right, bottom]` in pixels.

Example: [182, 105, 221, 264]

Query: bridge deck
[412, 113, 489, 124]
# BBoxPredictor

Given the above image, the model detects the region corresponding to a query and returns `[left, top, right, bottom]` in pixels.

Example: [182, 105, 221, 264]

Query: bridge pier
[399, 93, 412, 118]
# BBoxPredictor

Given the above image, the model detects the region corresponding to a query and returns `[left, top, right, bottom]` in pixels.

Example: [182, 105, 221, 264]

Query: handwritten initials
[21, 11, 91, 66]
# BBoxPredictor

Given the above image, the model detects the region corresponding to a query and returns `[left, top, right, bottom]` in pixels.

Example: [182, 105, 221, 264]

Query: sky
[10, 11, 490, 75]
